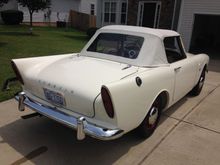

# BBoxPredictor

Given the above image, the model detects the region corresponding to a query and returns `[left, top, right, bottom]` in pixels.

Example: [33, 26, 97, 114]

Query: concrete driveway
[0, 66, 220, 165]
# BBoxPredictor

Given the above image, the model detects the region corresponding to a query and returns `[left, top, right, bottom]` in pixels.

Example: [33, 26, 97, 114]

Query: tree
[0, 0, 9, 8]
[17, 0, 51, 27]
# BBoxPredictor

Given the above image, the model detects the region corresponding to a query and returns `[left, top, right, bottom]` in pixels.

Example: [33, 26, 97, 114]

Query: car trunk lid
[24, 55, 138, 117]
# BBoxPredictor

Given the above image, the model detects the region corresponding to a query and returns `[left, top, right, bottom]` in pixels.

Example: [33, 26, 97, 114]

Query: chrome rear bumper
[15, 92, 123, 141]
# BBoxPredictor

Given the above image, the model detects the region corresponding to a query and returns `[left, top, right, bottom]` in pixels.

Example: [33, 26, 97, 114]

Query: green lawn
[0, 25, 88, 102]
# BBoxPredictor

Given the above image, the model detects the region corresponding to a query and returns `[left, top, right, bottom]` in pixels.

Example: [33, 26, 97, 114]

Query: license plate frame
[43, 88, 65, 106]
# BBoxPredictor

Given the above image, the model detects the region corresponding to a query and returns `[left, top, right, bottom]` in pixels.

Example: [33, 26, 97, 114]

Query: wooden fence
[69, 10, 96, 31]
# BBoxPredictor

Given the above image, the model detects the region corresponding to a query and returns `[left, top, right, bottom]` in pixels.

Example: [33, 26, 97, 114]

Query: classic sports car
[11, 25, 209, 140]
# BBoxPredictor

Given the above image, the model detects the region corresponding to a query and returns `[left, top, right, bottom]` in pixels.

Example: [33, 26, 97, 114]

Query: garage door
[178, 0, 220, 57]
[190, 14, 220, 58]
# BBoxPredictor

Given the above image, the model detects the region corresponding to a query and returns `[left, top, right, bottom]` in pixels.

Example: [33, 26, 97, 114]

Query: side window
[164, 36, 186, 63]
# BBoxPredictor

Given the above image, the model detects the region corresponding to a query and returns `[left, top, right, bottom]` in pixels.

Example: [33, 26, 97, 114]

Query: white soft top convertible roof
[81, 25, 180, 66]
[101, 25, 180, 39]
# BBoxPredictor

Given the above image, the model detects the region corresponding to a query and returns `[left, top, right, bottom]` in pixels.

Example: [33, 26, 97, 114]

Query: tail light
[11, 61, 24, 85]
[101, 86, 114, 118]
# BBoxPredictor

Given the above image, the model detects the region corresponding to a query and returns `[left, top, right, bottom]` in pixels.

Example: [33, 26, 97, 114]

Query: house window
[104, 1, 117, 23]
[91, 4, 95, 15]
[120, 2, 127, 24]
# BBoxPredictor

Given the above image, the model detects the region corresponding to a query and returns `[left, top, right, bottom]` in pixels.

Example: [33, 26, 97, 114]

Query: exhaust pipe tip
[18, 92, 25, 111]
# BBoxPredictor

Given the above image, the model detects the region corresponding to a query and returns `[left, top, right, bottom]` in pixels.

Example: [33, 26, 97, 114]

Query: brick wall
[159, 0, 175, 29]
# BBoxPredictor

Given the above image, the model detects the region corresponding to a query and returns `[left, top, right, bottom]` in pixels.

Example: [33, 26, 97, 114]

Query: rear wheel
[137, 98, 162, 138]
[190, 68, 206, 96]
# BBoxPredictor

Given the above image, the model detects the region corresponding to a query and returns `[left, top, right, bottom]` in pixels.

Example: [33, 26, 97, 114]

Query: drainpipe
[171, 0, 177, 30]
[126, 0, 128, 25]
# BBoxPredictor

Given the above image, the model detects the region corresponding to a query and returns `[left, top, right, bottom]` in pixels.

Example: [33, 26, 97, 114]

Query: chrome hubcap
[148, 107, 159, 126]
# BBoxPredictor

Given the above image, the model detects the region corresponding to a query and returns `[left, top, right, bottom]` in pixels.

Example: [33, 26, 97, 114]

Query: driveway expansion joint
[137, 121, 180, 165]
[163, 115, 220, 135]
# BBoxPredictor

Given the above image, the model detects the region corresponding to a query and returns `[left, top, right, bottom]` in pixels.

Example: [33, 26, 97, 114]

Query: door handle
[174, 67, 182, 72]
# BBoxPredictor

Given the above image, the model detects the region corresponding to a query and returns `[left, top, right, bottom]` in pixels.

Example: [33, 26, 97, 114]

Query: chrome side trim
[15, 92, 124, 141]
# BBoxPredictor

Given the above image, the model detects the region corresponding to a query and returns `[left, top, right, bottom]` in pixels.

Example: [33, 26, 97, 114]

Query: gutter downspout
[126, 0, 128, 25]
[171, 0, 177, 30]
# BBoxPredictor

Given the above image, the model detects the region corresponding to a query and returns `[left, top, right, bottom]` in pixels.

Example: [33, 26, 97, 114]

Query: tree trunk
[30, 11, 33, 27]
[29, 11, 33, 34]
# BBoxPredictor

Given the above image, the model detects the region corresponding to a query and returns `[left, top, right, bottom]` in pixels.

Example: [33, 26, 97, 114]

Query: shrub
[86, 27, 98, 38]
[1, 10, 23, 25]
[56, 21, 66, 28]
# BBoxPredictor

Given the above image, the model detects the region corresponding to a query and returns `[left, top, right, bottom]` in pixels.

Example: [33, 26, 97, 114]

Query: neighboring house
[178, 0, 220, 55]
[0, 0, 17, 23]
[19, 0, 97, 24]
[80, 0, 97, 15]
[96, 0, 182, 30]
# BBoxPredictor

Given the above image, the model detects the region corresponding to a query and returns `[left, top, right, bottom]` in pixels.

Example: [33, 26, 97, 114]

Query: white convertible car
[11, 25, 209, 140]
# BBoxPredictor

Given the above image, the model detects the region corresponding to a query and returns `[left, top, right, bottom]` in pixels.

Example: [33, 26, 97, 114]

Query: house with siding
[96, 0, 220, 57]
[0, 0, 97, 25]
[178, 0, 220, 56]
[96, 0, 182, 30]
[19, 0, 97, 25]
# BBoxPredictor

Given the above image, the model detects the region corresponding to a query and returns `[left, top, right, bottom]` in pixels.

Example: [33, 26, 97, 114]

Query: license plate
[43, 88, 65, 106]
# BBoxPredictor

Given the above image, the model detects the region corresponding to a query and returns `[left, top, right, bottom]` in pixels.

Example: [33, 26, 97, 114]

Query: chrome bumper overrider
[15, 92, 124, 140]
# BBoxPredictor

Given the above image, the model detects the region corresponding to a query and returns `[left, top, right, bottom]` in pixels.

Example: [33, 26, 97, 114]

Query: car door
[171, 58, 196, 101]
[164, 36, 197, 102]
